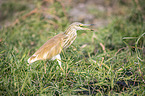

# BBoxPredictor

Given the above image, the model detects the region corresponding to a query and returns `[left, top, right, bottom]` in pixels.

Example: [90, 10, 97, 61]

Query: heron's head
[70, 22, 93, 30]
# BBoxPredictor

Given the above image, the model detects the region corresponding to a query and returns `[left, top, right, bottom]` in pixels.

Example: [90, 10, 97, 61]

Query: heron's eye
[79, 24, 83, 26]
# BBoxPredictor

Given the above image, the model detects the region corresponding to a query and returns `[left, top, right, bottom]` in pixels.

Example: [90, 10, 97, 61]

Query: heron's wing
[28, 33, 65, 63]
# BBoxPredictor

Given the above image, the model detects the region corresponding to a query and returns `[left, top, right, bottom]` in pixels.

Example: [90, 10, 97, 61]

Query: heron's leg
[55, 54, 62, 67]
[51, 54, 63, 71]
[44, 62, 47, 74]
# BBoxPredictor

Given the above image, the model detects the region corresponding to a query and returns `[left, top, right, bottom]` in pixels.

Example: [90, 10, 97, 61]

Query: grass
[0, 0, 145, 95]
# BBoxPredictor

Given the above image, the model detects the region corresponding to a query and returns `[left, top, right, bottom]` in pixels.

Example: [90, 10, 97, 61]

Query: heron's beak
[81, 24, 94, 30]
[83, 24, 94, 26]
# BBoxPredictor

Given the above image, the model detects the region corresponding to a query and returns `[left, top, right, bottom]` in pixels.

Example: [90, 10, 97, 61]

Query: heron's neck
[63, 26, 77, 49]
[64, 27, 77, 36]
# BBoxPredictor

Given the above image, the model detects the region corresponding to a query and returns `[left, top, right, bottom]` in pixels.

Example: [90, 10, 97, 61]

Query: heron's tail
[28, 55, 38, 64]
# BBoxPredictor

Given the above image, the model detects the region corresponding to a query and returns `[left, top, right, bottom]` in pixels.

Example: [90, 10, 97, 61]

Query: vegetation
[0, 0, 145, 95]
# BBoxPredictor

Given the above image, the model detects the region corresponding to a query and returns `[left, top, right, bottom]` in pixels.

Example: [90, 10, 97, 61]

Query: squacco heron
[28, 22, 93, 69]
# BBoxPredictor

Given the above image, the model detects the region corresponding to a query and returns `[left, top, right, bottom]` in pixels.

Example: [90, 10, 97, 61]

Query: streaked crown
[68, 22, 92, 30]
